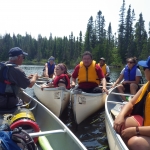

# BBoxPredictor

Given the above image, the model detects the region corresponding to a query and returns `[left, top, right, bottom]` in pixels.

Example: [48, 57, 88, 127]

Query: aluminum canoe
[105, 87, 129, 150]
[0, 90, 87, 150]
[33, 83, 70, 117]
[71, 89, 107, 124]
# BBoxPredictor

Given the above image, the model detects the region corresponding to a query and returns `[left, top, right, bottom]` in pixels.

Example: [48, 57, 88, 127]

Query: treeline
[0, 0, 150, 68]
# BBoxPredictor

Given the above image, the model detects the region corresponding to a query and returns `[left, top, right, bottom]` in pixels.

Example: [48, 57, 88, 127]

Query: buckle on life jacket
[4, 80, 11, 84]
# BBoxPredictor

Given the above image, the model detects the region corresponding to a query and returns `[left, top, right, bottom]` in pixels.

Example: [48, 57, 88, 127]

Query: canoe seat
[72, 89, 82, 94]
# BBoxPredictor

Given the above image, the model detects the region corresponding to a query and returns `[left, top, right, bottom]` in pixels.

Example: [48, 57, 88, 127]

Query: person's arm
[71, 77, 76, 88]
[113, 87, 143, 133]
[71, 65, 79, 88]
[112, 73, 124, 87]
[101, 77, 108, 94]
[28, 73, 38, 88]
[106, 66, 110, 77]
[45, 63, 49, 77]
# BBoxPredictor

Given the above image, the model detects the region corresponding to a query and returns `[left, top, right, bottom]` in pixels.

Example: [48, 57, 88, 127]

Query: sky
[0, 0, 149, 39]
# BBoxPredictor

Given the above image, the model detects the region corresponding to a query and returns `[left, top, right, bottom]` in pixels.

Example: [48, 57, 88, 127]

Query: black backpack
[0, 124, 37, 150]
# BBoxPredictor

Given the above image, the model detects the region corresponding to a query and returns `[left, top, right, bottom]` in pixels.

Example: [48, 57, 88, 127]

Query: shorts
[123, 83, 140, 93]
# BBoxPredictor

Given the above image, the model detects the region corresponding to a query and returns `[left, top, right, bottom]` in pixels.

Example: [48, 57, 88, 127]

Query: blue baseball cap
[48, 56, 55, 61]
[8, 47, 28, 57]
[138, 56, 150, 69]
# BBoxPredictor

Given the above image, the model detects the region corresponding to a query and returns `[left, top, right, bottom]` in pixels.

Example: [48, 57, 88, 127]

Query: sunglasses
[143, 67, 149, 71]
[127, 61, 134, 64]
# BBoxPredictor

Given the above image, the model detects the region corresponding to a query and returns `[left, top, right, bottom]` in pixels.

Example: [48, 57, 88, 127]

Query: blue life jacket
[124, 64, 137, 81]
[0, 63, 15, 95]
[47, 62, 55, 75]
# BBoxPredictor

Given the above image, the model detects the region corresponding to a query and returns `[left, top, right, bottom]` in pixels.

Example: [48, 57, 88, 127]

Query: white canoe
[71, 89, 107, 124]
[0, 91, 87, 150]
[105, 87, 129, 150]
[33, 83, 70, 117]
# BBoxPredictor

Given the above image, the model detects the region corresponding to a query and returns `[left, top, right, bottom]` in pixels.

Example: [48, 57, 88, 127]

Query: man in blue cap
[0, 47, 38, 109]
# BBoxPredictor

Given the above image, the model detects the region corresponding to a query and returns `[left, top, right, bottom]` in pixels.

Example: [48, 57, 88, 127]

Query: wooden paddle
[29, 129, 66, 138]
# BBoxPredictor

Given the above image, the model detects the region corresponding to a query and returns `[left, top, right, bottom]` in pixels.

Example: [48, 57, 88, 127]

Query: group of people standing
[1, 46, 150, 149]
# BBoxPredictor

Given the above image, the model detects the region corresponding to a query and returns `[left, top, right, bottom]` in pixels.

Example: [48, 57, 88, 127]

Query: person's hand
[71, 82, 75, 88]
[41, 85, 44, 91]
[122, 81, 128, 85]
[28, 74, 34, 79]
[113, 114, 125, 134]
[121, 127, 136, 139]
[102, 88, 108, 94]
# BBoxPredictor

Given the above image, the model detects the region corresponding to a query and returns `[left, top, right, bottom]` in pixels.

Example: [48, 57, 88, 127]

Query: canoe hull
[33, 83, 70, 117]
[14, 91, 87, 150]
[71, 91, 106, 124]
[105, 87, 129, 150]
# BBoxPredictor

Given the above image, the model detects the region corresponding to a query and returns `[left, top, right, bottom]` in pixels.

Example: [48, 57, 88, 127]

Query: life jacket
[0, 63, 16, 96]
[53, 74, 70, 89]
[132, 81, 150, 126]
[47, 62, 55, 76]
[98, 63, 107, 75]
[78, 61, 100, 85]
[124, 64, 137, 81]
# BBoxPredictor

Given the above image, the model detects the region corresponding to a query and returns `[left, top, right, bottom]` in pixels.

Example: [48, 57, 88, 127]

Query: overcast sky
[0, 0, 149, 39]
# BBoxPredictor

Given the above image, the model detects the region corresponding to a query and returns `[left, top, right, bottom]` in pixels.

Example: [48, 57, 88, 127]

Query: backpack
[0, 125, 37, 150]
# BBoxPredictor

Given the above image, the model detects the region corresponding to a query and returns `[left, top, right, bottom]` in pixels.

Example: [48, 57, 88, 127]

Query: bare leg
[128, 136, 150, 150]
[130, 83, 138, 95]
[117, 85, 126, 101]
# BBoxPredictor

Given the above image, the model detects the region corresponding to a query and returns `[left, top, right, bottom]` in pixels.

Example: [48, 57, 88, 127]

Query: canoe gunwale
[20, 91, 87, 150]
[105, 87, 129, 150]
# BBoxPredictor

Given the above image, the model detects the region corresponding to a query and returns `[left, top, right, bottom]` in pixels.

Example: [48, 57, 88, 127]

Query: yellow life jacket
[135, 81, 150, 126]
[98, 63, 107, 75]
[78, 60, 100, 85]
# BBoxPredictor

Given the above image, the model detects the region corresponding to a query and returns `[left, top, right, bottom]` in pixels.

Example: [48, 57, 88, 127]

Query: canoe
[0, 90, 87, 150]
[105, 87, 129, 150]
[71, 89, 107, 124]
[33, 83, 70, 117]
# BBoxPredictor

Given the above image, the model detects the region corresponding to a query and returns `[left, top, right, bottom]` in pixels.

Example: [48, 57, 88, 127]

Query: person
[41, 63, 71, 90]
[43, 56, 55, 78]
[0, 47, 38, 109]
[112, 57, 142, 101]
[113, 56, 150, 150]
[98, 57, 110, 82]
[71, 51, 108, 94]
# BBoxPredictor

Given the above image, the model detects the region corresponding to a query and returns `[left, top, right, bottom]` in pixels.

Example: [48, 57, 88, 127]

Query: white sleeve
[136, 68, 142, 76]
[120, 68, 125, 75]
[106, 66, 110, 73]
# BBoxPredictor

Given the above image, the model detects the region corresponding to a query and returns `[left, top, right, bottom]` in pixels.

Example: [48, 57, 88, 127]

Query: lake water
[21, 65, 145, 150]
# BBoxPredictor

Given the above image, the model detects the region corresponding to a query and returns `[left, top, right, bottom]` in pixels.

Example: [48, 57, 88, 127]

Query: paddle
[106, 82, 145, 86]
[29, 129, 66, 138]
[110, 92, 134, 97]
[36, 80, 47, 84]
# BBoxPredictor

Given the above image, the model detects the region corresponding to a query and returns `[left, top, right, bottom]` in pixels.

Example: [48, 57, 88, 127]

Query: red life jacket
[53, 74, 70, 90]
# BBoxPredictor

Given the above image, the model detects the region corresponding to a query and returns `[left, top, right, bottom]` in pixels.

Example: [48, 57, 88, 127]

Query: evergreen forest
[0, 0, 150, 68]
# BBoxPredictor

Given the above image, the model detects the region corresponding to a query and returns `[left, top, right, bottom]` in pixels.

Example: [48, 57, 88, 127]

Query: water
[21, 65, 145, 150]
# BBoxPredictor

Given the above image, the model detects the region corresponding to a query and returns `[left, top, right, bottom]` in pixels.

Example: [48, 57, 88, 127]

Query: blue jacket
[47, 62, 55, 75]
[124, 64, 137, 81]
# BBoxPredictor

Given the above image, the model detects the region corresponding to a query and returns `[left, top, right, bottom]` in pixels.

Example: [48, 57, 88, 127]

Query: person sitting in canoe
[41, 63, 71, 90]
[113, 56, 150, 150]
[71, 51, 108, 94]
[42, 56, 55, 78]
[0, 47, 38, 109]
[98, 57, 110, 82]
[112, 57, 142, 101]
